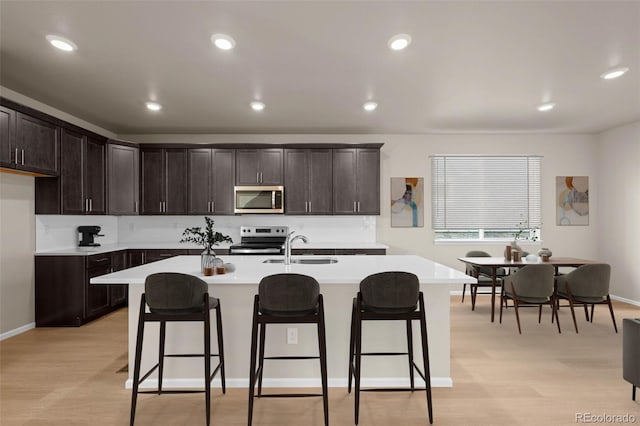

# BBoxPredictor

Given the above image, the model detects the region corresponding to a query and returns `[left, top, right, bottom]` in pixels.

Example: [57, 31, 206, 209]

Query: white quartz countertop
[35, 241, 388, 256]
[90, 254, 475, 285]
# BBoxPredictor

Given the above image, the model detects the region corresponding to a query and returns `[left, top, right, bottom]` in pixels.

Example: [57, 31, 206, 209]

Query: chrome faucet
[283, 231, 308, 265]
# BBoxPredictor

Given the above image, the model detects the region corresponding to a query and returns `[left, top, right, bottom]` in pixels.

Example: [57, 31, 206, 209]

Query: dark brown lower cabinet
[35, 254, 127, 327]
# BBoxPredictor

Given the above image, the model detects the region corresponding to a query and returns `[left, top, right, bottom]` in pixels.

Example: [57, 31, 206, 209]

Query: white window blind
[431, 155, 542, 230]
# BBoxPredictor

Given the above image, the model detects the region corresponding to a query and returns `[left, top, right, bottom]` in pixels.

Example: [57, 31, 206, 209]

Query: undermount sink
[263, 258, 338, 264]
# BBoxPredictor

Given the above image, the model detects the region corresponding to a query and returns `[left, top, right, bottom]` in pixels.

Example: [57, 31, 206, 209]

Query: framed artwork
[556, 176, 589, 225]
[391, 177, 424, 227]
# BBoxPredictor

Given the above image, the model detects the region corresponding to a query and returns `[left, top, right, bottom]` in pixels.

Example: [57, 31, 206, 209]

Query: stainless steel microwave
[234, 186, 284, 214]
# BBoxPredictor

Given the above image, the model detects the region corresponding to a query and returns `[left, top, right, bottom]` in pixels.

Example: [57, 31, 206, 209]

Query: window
[431, 155, 542, 241]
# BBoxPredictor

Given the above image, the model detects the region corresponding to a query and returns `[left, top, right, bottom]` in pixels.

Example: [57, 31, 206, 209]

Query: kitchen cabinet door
[211, 149, 235, 214]
[0, 106, 15, 168]
[285, 148, 332, 215]
[141, 148, 186, 215]
[354, 148, 380, 214]
[60, 129, 106, 215]
[188, 148, 212, 214]
[109, 250, 128, 307]
[85, 137, 106, 215]
[236, 148, 283, 185]
[15, 112, 59, 175]
[332, 148, 380, 215]
[108, 143, 139, 215]
[86, 256, 111, 319]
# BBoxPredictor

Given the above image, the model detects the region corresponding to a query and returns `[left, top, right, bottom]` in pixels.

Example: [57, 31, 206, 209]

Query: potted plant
[508, 217, 540, 257]
[180, 217, 233, 275]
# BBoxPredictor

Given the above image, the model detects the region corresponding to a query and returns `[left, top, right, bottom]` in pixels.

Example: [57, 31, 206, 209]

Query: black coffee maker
[78, 226, 104, 247]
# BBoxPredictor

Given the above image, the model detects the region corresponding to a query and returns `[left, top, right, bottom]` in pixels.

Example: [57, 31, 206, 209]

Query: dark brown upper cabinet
[141, 148, 187, 215]
[59, 129, 106, 215]
[284, 148, 333, 215]
[35, 127, 105, 214]
[236, 148, 283, 185]
[0, 106, 16, 169]
[332, 148, 380, 215]
[188, 148, 236, 215]
[108, 142, 140, 215]
[0, 108, 59, 176]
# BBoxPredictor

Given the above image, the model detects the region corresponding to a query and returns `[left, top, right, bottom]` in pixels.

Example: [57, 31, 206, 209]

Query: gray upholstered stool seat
[248, 273, 328, 426]
[555, 264, 617, 333]
[130, 273, 225, 426]
[499, 264, 560, 334]
[348, 271, 433, 425]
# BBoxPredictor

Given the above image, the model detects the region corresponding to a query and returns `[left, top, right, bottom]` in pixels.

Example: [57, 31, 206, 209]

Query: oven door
[234, 186, 284, 213]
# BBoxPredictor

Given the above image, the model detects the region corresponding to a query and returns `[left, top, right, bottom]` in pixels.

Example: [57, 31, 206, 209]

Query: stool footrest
[255, 393, 324, 398]
[263, 355, 319, 360]
[165, 353, 221, 358]
[361, 351, 409, 356]
[362, 387, 428, 393]
[138, 389, 206, 394]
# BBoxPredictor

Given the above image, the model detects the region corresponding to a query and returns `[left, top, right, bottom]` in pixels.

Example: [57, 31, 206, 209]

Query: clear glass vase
[201, 250, 216, 276]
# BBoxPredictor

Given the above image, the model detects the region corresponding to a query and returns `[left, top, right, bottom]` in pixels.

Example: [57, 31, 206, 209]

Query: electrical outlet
[286, 327, 298, 345]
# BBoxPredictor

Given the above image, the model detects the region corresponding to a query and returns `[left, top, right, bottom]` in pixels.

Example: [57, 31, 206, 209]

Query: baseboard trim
[125, 376, 452, 389]
[611, 295, 640, 307]
[0, 322, 35, 341]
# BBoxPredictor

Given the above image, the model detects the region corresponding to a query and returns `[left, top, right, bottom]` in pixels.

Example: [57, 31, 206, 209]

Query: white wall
[596, 121, 640, 302]
[0, 173, 35, 336]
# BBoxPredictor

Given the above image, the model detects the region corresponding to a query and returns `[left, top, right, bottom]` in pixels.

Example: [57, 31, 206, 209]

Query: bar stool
[348, 271, 433, 425]
[130, 272, 225, 426]
[248, 273, 329, 426]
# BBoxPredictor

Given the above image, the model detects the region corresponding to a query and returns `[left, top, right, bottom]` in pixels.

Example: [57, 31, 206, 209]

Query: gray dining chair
[462, 250, 506, 310]
[499, 263, 559, 334]
[555, 263, 617, 333]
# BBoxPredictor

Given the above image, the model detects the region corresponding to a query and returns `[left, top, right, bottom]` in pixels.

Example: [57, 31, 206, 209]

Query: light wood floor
[1, 296, 638, 425]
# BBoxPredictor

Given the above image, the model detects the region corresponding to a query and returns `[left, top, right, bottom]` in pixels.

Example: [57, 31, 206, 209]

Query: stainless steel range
[229, 226, 288, 255]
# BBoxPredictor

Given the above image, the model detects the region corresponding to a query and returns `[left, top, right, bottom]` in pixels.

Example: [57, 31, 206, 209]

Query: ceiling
[1, 1, 639, 135]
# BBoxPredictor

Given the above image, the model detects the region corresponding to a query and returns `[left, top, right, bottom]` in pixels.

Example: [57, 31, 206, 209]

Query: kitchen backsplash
[35, 215, 376, 251]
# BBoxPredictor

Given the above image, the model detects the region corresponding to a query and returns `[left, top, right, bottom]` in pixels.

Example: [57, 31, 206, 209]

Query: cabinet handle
[85, 199, 89, 212]
[257, 172, 260, 183]
[163, 201, 166, 213]
[308, 201, 311, 213]
[260, 172, 263, 183]
[211, 201, 215, 212]
[305, 201, 308, 213]
[21, 149, 24, 165]
[353, 201, 357, 212]
[357, 201, 360, 213]
[134, 201, 138, 213]
[160, 202, 163, 212]
[89, 199, 93, 212]
[14, 148, 18, 164]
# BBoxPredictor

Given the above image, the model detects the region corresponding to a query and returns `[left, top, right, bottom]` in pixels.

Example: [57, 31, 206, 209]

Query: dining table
[457, 256, 601, 322]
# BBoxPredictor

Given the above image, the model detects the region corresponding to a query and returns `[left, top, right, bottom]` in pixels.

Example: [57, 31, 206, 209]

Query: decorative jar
[537, 247, 552, 261]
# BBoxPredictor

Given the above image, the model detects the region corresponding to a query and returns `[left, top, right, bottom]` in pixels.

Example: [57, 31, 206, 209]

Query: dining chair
[499, 263, 560, 334]
[462, 250, 506, 310]
[130, 272, 225, 426]
[555, 263, 617, 333]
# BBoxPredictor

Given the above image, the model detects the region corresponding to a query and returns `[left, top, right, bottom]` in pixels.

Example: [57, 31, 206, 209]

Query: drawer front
[86, 254, 111, 269]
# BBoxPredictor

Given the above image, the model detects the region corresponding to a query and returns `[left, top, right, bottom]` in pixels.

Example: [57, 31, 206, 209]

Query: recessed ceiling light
[250, 101, 265, 111]
[145, 101, 162, 111]
[363, 101, 378, 111]
[46, 35, 77, 52]
[211, 33, 236, 50]
[537, 102, 555, 112]
[600, 67, 629, 80]
[388, 34, 412, 51]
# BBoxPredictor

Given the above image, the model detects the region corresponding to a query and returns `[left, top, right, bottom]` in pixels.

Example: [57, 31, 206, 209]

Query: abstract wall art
[556, 176, 589, 226]
[391, 177, 424, 227]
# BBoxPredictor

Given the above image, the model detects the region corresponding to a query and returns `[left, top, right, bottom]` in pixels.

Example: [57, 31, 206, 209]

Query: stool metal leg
[247, 295, 260, 426]
[354, 296, 363, 425]
[130, 295, 146, 426]
[158, 320, 166, 394]
[257, 322, 266, 397]
[418, 294, 433, 424]
[215, 304, 226, 393]
[347, 299, 356, 393]
[204, 297, 212, 426]
[406, 319, 415, 391]
[317, 295, 329, 426]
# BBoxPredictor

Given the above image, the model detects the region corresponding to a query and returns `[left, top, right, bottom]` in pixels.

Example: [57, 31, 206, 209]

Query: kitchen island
[91, 254, 475, 389]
